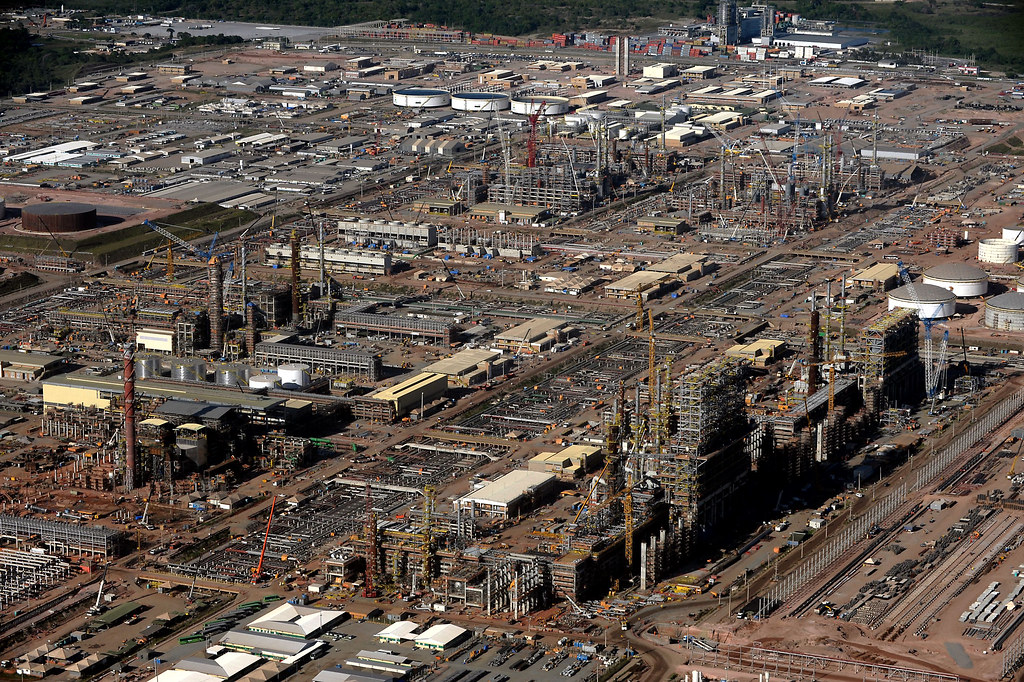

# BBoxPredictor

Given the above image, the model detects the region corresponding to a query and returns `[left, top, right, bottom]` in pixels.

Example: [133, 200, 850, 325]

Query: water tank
[1003, 227, 1024, 245]
[248, 374, 281, 390]
[392, 88, 451, 108]
[978, 238, 1019, 264]
[277, 363, 310, 389]
[172, 360, 206, 382]
[135, 355, 162, 379]
[922, 263, 988, 298]
[985, 292, 1024, 331]
[887, 283, 956, 319]
[451, 92, 511, 112]
[510, 96, 570, 116]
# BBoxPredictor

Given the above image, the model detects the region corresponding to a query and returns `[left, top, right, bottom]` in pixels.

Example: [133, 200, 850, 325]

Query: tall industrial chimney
[123, 345, 136, 492]
[208, 255, 224, 354]
[290, 229, 301, 326]
[808, 297, 820, 396]
[245, 302, 258, 357]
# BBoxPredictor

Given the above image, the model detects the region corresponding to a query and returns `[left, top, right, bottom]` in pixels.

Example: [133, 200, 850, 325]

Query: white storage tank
[277, 363, 310, 389]
[172, 360, 206, 382]
[985, 292, 1024, 331]
[451, 92, 510, 111]
[978, 238, 1019, 263]
[249, 374, 281, 390]
[135, 355, 162, 379]
[510, 96, 570, 116]
[392, 88, 450, 108]
[1003, 226, 1024, 245]
[887, 283, 956, 319]
[922, 263, 988, 298]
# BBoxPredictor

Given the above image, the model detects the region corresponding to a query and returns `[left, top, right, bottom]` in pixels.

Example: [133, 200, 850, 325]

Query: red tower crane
[252, 495, 278, 584]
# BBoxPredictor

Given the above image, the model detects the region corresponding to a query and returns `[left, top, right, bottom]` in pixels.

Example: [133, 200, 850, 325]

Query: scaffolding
[659, 358, 749, 548]
[0, 515, 123, 557]
[860, 308, 921, 412]
[0, 549, 73, 609]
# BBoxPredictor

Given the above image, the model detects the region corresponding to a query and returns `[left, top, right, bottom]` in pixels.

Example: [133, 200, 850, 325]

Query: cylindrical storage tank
[21, 202, 97, 233]
[979, 238, 1019, 263]
[922, 263, 988, 298]
[277, 363, 310, 389]
[135, 356, 162, 379]
[887, 283, 956, 319]
[1003, 227, 1024, 245]
[248, 374, 281, 390]
[172, 360, 206, 382]
[216, 365, 244, 387]
[985, 292, 1024, 330]
[510, 96, 570, 116]
[451, 92, 510, 112]
[392, 88, 450, 108]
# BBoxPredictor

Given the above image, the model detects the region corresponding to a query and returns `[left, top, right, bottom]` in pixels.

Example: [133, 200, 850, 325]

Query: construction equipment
[1009, 438, 1024, 480]
[251, 495, 278, 584]
[896, 261, 943, 402]
[87, 563, 110, 616]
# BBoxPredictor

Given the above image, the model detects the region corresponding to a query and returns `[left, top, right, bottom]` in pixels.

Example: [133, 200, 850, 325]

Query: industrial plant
[0, 4, 1023, 682]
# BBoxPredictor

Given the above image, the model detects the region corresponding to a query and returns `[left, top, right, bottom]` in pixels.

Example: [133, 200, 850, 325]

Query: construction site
[3, 6, 1024, 682]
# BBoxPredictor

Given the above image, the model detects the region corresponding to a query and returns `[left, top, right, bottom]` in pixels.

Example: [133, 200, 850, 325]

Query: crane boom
[252, 496, 278, 584]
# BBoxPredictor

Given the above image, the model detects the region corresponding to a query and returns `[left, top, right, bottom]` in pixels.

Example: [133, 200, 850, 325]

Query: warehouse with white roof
[457, 470, 558, 519]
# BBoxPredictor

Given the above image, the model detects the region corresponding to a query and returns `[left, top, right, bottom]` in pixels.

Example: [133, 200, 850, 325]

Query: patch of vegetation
[0, 272, 42, 297]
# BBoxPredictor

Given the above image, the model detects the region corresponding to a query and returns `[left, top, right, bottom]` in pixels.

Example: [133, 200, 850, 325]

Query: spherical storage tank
[978, 238, 1019, 264]
[451, 92, 510, 112]
[510, 96, 570, 116]
[22, 202, 97, 233]
[277, 363, 310, 389]
[392, 88, 450, 108]
[887, 283, 956, 319]
[985, 292, 1024, 331]
[249, 374, 281, 390]
[922, 263, 988, 298]
[172, 360, 206, 382]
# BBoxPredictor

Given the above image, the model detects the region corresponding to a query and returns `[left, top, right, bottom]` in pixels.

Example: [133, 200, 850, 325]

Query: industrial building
[352, 372, 447, 422]
[492, 318, 568, 354]
[457, 470, 558, 519]
[604, 270, 674, 301]
[253, 336, 382, 380]
[336, 218, 437, 249]
[528, 444, 601, 479]
[246, 603, 347, 639]
[849, 263, 899, 291]
[335, 309, 456, 346]
[265, 243, 393, 276]
[423, 348, 512, 386]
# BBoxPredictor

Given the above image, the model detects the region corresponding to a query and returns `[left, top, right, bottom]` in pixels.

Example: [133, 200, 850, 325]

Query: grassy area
[986, 135, 1024, 156]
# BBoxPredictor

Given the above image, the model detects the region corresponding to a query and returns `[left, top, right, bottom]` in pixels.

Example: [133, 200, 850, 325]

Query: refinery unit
[1, 5, 1024, 682]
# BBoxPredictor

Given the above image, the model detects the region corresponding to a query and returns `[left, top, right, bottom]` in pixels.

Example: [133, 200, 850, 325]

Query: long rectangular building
[0, 514, 123, 557]
[335, 310, 456, 346]
[265, 244, 392, 276]
[336, 218, 437, 248]
[254, 336, 382, 380]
